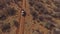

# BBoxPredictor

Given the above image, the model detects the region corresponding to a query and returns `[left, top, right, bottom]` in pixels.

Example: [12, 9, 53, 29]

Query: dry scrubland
[0, 0, 60, 34]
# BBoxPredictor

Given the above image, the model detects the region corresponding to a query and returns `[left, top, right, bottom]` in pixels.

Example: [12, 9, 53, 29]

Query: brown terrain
[0, 0, 60, 34]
